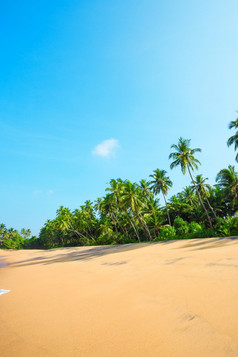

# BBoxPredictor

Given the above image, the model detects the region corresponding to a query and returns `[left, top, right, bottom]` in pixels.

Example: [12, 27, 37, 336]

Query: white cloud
[32, 189, 54, 196]
[92, 139, 119, 157]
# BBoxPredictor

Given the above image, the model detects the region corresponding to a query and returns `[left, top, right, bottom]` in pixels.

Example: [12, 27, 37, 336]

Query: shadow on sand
[8, 243, 149, 268]
[6, 237, 238, 268]
[177, 236, 238, 251]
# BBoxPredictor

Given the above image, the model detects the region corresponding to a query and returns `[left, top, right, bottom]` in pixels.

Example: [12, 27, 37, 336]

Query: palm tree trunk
[138, 212, 152, 241]
[112, 212, 129, 238]
[206, 198, 217, 219]
[162, 192, 171, 225]
[126, 213, 141, 242]
[109, 212, 118, 232]
[187, 166, 213, 230]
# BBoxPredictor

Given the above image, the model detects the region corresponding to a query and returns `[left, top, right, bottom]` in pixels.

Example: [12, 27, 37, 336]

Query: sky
[0, 0, 238, 235]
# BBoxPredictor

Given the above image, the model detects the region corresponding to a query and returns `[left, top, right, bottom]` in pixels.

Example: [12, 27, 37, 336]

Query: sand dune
[1, 237, 238, 356]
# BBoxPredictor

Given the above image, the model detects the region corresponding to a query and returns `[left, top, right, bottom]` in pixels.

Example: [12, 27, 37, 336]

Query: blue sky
[0, 0, 237, 235]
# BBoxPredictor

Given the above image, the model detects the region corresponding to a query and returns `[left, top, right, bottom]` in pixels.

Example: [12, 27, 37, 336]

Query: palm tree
[227, 114, 238, 162]
[208, 186, 227, 217]
[169, 138, 213, 230]
[105, 179, 129, 238]
[216, 165, 238, 214]
[139, 180, 153, 199]
[26, 229, 31, 238]
[181, 186, 198, 206]
[6, 228, 18, 239]
[20, 228, 31, 239]
[121, 180, 152, 241]
[193, 174, 217, 219]
[144, 198, 163, 238]
[169, 194, 194, 222]
[0, 223, 6, 240]
[149, 169, 173, 225]
[105, 178, 123, 209]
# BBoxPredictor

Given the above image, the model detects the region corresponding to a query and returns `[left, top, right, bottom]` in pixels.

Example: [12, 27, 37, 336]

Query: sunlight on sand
[1, 237, 238, 356]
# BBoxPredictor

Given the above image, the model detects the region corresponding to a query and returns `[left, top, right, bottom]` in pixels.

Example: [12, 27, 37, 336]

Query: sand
[1, 237, 238, 356]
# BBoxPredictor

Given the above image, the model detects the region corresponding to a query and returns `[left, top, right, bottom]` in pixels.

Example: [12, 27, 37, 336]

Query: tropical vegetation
[1, 119, 238, 249]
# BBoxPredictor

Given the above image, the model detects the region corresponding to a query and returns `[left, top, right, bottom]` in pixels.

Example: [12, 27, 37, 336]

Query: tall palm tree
[121, 180, 152, 241]
[105, 179, 129, 237]
[105, 178, 123, 209]
[144, 198, 163, 238]
[227, 115, 238, 162]
[149, 169, 173, 225]
[120, 181, 141, 242]
[169, 137, 213, 230]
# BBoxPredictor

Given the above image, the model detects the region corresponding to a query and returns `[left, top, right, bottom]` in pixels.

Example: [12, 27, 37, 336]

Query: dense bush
[173, 217, 189, 236]
[215, 216, 238, 237]
[159, 226, 176, 240]
[3, 235, 24, 249]
[188, 221, 202, 233]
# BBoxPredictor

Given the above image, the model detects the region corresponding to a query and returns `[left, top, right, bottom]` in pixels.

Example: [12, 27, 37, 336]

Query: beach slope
[1, 237, 238, 356]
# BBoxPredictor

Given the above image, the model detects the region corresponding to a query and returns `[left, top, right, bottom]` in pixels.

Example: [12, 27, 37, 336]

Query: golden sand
[1, 237, 238, 356]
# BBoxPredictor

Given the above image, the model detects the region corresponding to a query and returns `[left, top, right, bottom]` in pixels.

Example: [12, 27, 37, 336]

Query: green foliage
[173, 217, 189, 236]
[159, 226, 176, 240]
[215, 216, 238, 237]
[216, 166, 238, 215]
[191, 228, 214, 238]
[96, 232, 126, 245]
[23, 236, 40, 249]
[0, 225, 32, 249]
[227, 114, 238, 162]
[188, 221, 202, 233]
[3, 235, 24, 249]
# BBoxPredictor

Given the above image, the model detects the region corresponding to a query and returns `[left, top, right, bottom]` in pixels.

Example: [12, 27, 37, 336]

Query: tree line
[1, 117, 238, 249]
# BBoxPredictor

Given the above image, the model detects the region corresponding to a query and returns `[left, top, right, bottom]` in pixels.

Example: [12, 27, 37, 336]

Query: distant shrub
[160, 226, 176, 240]
[3, 235, 24, 249]
[173, 217, 189, 236]
[23, 236, 40, 249]
[96, 232, 126, 245]
[188, 221, 202, 234]
[191, 228, 214, 238]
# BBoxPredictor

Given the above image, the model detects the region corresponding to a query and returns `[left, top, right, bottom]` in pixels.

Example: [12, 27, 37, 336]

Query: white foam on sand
[0, 289, 10, 296]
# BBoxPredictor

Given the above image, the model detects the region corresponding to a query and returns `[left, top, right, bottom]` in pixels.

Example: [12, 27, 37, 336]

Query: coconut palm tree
[20, 228, 31, 239]
[193, 174, 217, 219]
[121, 180, 152, 241]
[169, 137, 213, 230]
[105, 178, 124, 209]
[227, 115, 238, 162]
[105, 179, 129, 237]
[139, 179, 153, 199]
[181, 186, 198, 206]
[149, 169, 173, 225]
[144, 198, 164, 238]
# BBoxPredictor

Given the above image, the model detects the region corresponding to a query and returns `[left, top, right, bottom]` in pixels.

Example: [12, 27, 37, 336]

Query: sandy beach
[1, 237, 238, 356]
